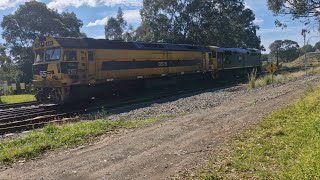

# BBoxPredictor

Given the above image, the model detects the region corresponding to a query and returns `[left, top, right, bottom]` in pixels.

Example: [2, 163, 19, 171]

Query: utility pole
[276, 49, 279, 66]
[302, 29, 308, 74]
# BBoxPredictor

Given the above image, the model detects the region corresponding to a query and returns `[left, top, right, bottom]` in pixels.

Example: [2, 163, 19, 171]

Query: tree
[123, 25, 136, 41]
[301, 44, 315, 54]
[268, 0, 320, 17]
[0, 45, 10, 67]
[105, 8, 127, 40]
[280, 40, 300, 61]
[314, 42, 320, 51]
[1, 1, 83, 82]
[261, 54, 269, 62]
[269, 40, 300, 64]
[0, 44, 22, 84]
[137, 0, 262, 49]
[267, 0, 320, 29]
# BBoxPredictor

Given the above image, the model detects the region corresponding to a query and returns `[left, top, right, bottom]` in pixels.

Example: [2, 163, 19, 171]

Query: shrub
[263, 75, 273, 85]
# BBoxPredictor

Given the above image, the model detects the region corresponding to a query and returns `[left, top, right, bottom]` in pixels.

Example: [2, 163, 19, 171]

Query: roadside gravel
[106, 75, 314, 121]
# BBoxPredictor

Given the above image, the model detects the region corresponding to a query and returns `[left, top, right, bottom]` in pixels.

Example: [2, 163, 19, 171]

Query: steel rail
[0, 101, 38, 110]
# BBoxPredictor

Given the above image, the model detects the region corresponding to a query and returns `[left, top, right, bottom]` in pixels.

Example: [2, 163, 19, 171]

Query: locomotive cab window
[45, 48, 61, 61]
[35, 50, 44, 62]
[64, 51, 77, 61]
[88, 51, 94, 61]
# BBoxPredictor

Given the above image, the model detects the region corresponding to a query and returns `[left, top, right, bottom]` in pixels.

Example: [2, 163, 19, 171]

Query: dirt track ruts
[1, 75, 319, 180]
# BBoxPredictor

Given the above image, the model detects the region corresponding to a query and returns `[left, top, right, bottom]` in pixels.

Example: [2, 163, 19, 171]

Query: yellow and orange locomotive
[33, 37, 261, 103]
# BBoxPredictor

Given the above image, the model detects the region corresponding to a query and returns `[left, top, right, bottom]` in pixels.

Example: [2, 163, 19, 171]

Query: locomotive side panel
[92, 49, 206, 83]
[216, 48, 261, 71]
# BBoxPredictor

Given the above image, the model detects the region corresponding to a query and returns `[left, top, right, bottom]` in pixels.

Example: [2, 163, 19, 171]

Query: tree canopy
[314, 42, 320, 51]
[135, 0, 262, 49]
[269, 40, 300, 63]
[268, 0, 320, 17]
[0, 44, 22, 84]
[301, 44, 315, 54]
[267, 0, 320, 29]
[105, 8, 128, 40]
[0, 45, 10, 67]
[1, 1, 83, 82]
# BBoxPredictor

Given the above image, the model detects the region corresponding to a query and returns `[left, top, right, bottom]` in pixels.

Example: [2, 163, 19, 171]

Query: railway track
[0, 101, 39, 110]
[0, 80, 243, 136]
[0, 104, 61, 135]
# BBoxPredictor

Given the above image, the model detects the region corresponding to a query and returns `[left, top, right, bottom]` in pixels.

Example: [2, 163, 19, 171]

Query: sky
[0, 0, 319, 53]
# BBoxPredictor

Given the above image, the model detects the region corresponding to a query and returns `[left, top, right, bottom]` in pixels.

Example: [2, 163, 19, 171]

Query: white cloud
[254, 17, 264, 24]
[47, 0, 98, 11]
[244, 0, 266, 10]
[87, 16, 109, 27]
[123, 9, 141, 23]
[0, 0, 29, 10]
[244, 2, 251, 10]
[48, 0, 142, 11]
[100, 0, 141, 6]
[258, 27, 301, 34]
[87, 9, 141, 27]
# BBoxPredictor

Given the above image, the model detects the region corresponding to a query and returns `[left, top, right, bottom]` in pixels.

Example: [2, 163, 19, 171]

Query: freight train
[32, 37, 261, 103]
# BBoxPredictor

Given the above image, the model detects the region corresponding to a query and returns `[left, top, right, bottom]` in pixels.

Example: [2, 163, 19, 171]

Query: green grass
[198, 86, 320, 179]
[0, 116, 168, 165]
[0, 94, 35, 104]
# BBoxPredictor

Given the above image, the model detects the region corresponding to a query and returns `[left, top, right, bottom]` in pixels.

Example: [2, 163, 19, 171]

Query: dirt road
[1, 76, 319, 180]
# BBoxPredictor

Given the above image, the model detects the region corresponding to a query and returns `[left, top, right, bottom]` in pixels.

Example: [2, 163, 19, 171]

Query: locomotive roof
[53, 37, 211, 52]
[216, 48, 260, 53]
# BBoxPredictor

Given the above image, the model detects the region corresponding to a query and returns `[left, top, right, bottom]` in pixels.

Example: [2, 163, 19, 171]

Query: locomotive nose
[33, 63, 61, 81]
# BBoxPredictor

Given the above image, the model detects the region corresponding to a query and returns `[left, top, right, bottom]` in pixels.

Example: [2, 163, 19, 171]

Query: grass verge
[0, 116, 168, 165]
[197, 86, 320, 179]
[0, 94, 35, 104]
[251, 66, 320, 88]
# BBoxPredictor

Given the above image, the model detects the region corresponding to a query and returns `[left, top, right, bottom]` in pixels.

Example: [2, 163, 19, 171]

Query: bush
[263, 75, 273, 85]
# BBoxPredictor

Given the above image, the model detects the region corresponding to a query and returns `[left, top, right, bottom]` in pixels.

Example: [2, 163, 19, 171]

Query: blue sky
[0, 0, 319, 53]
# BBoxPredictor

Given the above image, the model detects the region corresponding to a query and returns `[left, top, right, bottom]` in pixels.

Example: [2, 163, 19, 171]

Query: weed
[247, 68, 257, 89]
[264, 75, 273, 85]
[100, 106, 108, 117]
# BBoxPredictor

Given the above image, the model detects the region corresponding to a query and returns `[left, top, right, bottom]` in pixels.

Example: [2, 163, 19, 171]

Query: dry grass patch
[254, 70, 311, 88]
[283, 53, 320, 68]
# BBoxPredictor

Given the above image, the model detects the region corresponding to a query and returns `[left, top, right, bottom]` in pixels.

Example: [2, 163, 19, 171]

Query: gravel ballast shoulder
[106, 75, 316, 121]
